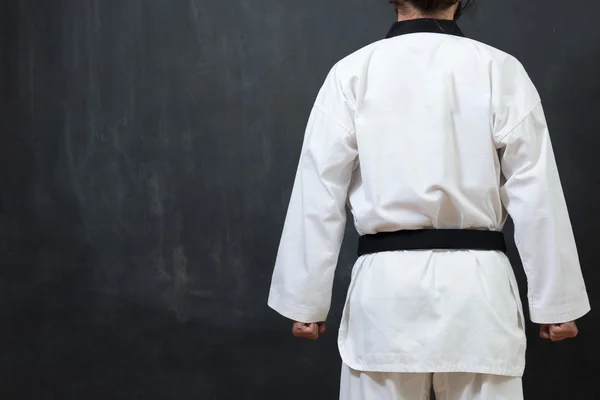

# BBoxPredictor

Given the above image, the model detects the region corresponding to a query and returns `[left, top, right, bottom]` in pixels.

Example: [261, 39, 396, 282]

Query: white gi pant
[340, 364, 523, 400]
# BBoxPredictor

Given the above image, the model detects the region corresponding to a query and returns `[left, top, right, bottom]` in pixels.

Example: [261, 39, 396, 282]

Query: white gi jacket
[267, 19, 590, 377]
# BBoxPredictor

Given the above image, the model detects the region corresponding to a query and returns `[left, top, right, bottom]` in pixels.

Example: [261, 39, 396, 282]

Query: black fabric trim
[357, 229, 506, 256]
[386, 18, 465, 39]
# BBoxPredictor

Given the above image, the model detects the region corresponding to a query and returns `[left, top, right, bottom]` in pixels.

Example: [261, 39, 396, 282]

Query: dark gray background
[1, 0, 597, 398]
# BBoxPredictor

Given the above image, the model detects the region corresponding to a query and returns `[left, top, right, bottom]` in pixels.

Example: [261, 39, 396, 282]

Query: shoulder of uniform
[461, 38, 525, 69]
[330, 40, 383, 78]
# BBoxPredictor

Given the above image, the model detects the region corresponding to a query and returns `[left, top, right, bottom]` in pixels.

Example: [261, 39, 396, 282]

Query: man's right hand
[540, 321, 578, 342]
[292, 321, 327, 340]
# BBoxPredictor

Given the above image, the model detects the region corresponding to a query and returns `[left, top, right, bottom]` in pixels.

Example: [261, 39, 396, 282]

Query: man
[267, 1, 591, 398]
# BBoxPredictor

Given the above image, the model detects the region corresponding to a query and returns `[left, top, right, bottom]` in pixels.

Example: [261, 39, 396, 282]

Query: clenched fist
[540, 321, 578, 342]
[292, 321, 327, 340]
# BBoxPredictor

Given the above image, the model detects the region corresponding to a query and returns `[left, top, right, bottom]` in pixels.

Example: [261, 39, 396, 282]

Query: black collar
[386, 18, 465, 39]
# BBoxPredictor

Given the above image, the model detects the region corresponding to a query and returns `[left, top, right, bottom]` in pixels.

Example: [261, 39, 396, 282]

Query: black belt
[357, 229, 506, 257]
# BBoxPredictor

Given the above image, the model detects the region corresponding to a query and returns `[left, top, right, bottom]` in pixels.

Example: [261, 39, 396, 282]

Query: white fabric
[268, 32, 590, 375]
[337, 250, 526, 375]
[340, 363, 523, 400]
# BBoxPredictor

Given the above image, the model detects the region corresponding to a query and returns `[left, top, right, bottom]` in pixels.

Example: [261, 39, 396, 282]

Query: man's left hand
[540, 321, 578, 342]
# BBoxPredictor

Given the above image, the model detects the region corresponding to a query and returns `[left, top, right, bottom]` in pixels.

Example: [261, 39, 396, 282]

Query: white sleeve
[267, 66, 358, 323]
[498, 103, 591, 324]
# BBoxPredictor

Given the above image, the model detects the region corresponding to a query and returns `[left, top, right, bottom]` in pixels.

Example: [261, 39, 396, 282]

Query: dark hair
[390, 0, 475, 19]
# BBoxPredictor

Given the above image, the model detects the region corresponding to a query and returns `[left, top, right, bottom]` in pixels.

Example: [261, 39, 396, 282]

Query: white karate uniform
[267, 18, 590, 398]
[340, 364, 524, 400]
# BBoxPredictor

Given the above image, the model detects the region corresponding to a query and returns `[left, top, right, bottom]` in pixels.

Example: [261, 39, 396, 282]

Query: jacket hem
[340, 355, 525, 377]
